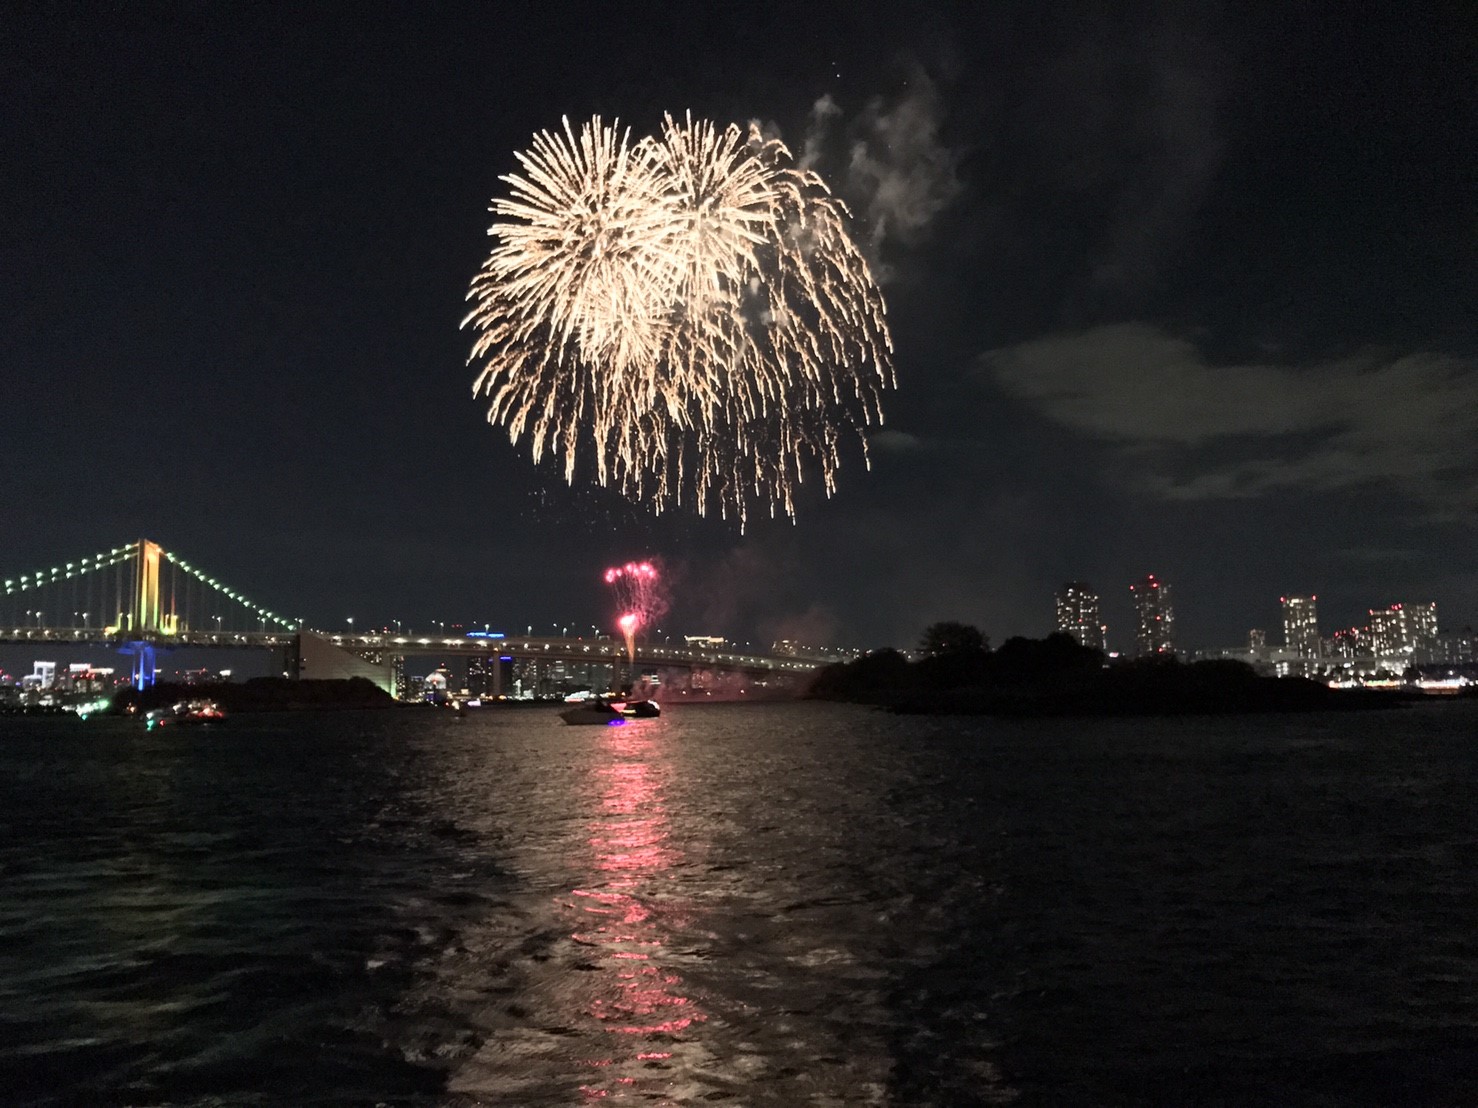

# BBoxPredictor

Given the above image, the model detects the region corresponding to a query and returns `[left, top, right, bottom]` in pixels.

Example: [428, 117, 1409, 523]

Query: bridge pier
[280, 637, 301, 679]
[118, 641, 158, 690]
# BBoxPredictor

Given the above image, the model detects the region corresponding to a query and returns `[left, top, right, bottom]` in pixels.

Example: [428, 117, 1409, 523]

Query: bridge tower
[133, 540, 163, 633]
[121, 539, 165, 689]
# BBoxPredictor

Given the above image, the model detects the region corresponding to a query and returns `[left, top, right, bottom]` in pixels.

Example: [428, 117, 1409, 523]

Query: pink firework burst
[604, 561, 666, 661]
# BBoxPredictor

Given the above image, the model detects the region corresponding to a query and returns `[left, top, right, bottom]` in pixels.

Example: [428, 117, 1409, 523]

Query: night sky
[6, 1, 1475, 653]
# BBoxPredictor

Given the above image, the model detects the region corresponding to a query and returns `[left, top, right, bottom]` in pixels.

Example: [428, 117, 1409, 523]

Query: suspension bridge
[1, 540, 821, 693]
[1, 541, 301, 689]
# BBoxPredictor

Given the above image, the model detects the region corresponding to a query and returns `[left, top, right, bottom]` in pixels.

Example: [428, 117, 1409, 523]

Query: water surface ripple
[2, 702, 1475, 1104]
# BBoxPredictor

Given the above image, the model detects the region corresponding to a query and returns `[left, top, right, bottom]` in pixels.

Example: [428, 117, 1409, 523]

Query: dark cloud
[1335, 547, 1421, 564]
[1084, 17, 1228, 298]
[982, 324, 1478, 518]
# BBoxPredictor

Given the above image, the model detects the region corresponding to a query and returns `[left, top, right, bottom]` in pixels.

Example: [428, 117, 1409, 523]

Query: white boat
[559, 700, 627, 726]
[558, 697, 661, 725]
[144, 699, 226, 729]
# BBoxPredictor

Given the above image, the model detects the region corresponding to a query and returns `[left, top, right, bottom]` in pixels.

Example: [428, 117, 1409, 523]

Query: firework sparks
[605, 561, 664, 662]
[464, 113, 894, 526]
[617, 612, 640, 662]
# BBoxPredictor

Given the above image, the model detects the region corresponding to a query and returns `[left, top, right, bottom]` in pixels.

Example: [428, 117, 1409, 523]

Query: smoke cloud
[793, 66, 963, 266]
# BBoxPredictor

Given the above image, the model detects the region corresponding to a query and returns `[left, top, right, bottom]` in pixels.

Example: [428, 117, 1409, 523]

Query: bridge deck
[0, 628, 823, 673]
[324, 633, 821, 673]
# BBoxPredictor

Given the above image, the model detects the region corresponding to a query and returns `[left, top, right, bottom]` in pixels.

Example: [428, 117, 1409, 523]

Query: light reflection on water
[440, 707, 900, 1105]
[572, 725, 703, 1095]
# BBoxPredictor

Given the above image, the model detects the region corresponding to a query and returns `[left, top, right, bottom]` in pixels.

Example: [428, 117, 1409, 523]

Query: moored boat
[558, 696, 661, 725]
[145, 699, 226, 728]
[559, 699, 627, 726]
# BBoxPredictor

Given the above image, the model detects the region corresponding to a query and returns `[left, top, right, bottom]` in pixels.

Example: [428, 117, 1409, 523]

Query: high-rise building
[1055, 582, 1105, 651]
[1325, 627, 1369, 659]
[1281, 595, 1321, 657]
[1248, 629, 1267, 650]
[1130, 574, 1175, 656]
[1435, 626, 1477, 664]
[1367, 603, 1438, 661]
[466, 654, 489, 696]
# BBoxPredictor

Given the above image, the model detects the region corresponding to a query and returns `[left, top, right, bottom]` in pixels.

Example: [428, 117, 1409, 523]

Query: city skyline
[10, 572, 1469, 699]
[1, 528, 1467, 667]
[4, 3, 1474, 649]
[1, 536, 1466, 662]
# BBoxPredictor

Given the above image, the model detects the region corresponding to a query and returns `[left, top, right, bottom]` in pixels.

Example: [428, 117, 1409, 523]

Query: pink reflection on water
[571, 726, 706, 1093]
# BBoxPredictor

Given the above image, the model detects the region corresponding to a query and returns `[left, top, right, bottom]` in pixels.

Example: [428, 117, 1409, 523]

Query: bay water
[2, 701, 1475, 1104]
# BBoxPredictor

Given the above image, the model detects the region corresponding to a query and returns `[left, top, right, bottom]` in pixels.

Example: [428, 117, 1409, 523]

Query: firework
[604, 561, 664, 662]
[617, 612, 639, 663]
[464, 113, 894, 526]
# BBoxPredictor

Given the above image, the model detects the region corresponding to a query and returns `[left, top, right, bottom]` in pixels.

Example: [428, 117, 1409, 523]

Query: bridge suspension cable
[158, 549, 299, 634]
[1, 542, 141, 632]
[1, 540, 300, 635]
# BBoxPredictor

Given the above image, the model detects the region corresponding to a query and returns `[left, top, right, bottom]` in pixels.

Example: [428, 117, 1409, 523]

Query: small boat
[558, 696, 661, 725]
[145, 699, 227, 729]
[559, 699, 627, 726]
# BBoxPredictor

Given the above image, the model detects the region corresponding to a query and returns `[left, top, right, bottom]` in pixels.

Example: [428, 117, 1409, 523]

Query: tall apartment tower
[1281, 595, 1321, 657]
[1130, 573, 1175, 656]
[1368, 602, 1439, 660]
[1055, 582, 1106, 651]
[466, 654, 489, 696]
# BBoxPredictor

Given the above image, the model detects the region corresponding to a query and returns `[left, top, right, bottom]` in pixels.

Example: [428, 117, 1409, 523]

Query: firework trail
[604, 561, 664, 662]
[464, 113, 894, 526]
[617, 613, 639, 664]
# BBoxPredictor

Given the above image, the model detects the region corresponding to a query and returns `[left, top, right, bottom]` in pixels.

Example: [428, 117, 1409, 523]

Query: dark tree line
[809, 623, 1393, 717]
